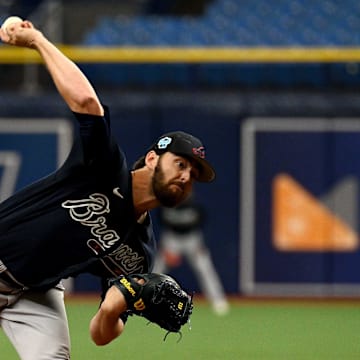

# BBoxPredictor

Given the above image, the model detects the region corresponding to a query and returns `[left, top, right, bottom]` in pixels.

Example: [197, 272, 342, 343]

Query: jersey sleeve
[59, 105, 122, 176]
[72, 105, 113, 166]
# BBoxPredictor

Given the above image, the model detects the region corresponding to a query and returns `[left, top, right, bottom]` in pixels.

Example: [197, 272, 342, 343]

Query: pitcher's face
[152, 153, 198, 207]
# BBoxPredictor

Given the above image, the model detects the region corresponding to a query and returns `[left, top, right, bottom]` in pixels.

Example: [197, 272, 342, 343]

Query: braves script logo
[97, 244, 145, 275]
[62, 193, 120, 252]
[62, 193, 145, 274]
[111, 244, 144, 271]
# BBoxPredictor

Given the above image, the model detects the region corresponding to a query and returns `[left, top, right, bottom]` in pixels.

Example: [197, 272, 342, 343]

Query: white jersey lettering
[62, 193, 121, 250]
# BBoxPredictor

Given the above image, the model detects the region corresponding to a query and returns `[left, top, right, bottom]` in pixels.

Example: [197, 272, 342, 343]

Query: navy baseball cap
[150, 131, 215, 182]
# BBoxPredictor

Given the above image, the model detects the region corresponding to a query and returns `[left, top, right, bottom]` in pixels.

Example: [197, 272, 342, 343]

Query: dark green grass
[1, 298, 360, 359]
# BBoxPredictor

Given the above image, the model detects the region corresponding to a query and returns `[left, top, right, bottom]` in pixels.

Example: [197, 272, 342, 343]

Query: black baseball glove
[108, 273, 193, 335]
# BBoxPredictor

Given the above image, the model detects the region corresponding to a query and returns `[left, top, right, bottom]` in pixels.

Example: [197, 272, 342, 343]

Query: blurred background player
[153, 194, 229, 315]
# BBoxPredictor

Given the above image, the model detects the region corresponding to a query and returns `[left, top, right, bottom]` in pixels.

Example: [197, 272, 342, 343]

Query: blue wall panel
[3, 101, 360, 297]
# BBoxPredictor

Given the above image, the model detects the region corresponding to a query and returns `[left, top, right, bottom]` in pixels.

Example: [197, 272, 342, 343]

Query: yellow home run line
[1, 46, 360, 63]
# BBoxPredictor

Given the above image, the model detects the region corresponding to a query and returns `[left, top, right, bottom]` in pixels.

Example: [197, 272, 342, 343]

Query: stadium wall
[1, 89, 360, 296]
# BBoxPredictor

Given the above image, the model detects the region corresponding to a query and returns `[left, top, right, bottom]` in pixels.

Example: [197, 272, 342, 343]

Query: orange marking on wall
[272, 173, 358, 251]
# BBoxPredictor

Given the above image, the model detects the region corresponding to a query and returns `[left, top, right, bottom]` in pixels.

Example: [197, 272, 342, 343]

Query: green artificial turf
[0, 299, 359, 359]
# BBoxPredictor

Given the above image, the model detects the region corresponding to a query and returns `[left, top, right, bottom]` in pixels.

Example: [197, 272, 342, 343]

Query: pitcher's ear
[145, 150, 160, 170]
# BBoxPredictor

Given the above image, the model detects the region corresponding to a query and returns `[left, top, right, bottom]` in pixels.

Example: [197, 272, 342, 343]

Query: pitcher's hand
[0, 20, 42, 48]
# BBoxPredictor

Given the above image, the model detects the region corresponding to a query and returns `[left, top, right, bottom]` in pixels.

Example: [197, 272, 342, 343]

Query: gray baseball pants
[0, 280, 70, 360]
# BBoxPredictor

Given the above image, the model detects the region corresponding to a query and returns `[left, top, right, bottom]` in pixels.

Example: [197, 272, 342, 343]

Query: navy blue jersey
[0, 107, 156, 289]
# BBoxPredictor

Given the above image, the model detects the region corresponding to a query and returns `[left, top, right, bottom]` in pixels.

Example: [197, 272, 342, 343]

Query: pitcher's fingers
[0, 27, 11, 43]
[22, 20, 34, 29]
